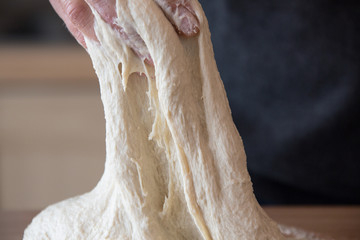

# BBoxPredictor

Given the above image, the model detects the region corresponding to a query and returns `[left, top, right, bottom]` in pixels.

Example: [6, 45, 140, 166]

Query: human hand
[49, 0, 200, 64]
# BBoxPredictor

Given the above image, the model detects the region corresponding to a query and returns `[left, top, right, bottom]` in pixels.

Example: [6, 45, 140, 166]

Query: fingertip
[49, 0, 94, 47]
[62, 0, 98, 42]
[67, 24, 87, 49]
[178, 15, 200, 37]
[170, 4, 200, 37]
[78, 34, 87, 49]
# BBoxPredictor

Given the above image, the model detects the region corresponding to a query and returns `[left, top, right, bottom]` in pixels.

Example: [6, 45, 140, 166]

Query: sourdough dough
[24, 0, 309, 239]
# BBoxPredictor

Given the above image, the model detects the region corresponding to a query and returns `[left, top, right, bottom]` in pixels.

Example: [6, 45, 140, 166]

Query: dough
[24, 0, 310, 239]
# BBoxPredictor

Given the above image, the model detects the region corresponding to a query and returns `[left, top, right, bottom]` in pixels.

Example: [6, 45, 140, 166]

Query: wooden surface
[265, 206, 360, 239]
[1, 206, 359, 240]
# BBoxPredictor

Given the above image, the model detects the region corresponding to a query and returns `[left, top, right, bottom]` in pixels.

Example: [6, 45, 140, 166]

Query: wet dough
[24, 0, 296, 239]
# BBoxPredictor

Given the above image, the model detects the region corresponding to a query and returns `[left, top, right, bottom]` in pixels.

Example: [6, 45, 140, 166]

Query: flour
[24, 0, 310, 239]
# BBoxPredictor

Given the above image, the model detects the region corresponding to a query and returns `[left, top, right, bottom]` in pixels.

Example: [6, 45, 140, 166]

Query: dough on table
[24, 0, 316, 239]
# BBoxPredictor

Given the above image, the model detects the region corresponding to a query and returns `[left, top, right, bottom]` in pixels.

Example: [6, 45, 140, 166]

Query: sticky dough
[24, 0, 307, 239]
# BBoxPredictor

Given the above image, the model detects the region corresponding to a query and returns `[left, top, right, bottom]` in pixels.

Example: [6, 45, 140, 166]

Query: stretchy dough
[24, 0, 309, 239]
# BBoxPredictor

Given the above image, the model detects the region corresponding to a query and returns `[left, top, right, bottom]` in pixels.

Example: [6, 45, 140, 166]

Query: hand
[49, 0, 200, 64]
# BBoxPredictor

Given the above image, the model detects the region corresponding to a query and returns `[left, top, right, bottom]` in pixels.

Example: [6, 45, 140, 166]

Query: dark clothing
[200, 0, 360, 204]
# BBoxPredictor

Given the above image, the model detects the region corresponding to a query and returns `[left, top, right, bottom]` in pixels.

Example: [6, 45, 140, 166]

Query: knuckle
[64, 1, 91, 28]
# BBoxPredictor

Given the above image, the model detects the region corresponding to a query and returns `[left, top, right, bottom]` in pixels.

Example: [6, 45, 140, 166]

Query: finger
[50, 0, 87, 48]
[155, 0, 199, 37]
[84, 0, 116, 24]
[86, 0, 153, 64]
[67, 23, 87, 48]
[125, 28, 154, 65]
[52, 0, 98, 41]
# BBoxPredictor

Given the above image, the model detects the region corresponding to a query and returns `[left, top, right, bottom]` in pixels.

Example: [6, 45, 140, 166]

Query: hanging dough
[24, 0, 314, 239]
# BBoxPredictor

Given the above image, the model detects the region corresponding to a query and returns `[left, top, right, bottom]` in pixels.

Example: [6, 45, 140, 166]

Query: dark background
[1, 0, 359, 204]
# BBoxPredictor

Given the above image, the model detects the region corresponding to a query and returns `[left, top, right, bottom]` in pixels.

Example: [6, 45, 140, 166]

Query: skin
[49, 0, 200, 64]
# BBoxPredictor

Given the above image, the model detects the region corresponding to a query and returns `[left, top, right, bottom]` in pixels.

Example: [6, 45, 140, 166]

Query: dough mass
[24, 0, 309, 239]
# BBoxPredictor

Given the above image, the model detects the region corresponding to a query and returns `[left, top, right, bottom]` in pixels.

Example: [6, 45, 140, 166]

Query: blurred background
[0, 0, 359, 211]
[0, 1, 105, 210]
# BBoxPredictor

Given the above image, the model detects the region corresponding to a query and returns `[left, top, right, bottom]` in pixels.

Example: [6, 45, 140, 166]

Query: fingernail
[180, 16, 199, 36]
[177, 6, 200, 37]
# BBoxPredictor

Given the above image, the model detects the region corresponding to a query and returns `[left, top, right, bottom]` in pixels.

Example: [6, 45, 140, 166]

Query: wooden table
[1, 206, 359, 240]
